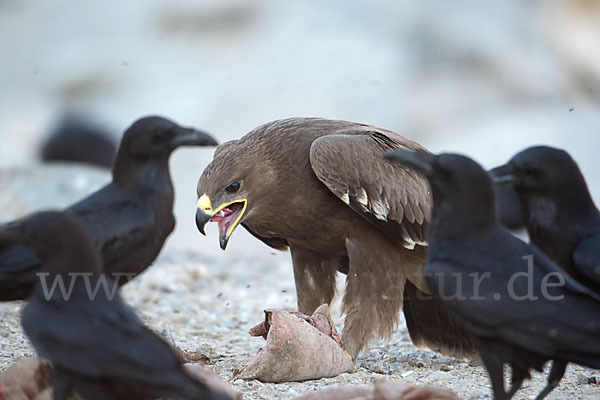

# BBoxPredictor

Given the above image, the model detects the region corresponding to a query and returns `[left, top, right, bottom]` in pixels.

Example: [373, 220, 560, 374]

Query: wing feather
[67, 185, 156, 266]
[21, 292, 181, 381]
[309, 129, 432, 248]
[0, 242, 40, 300]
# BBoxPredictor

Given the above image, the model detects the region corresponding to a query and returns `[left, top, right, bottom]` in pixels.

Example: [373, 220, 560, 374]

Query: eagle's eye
[225, 180, 241, 193]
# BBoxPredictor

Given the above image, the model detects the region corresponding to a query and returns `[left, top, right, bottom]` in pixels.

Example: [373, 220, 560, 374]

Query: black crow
[40, 113, 118, 169]
[10, 211, 232, 400]
[0, 116, 218, 301]
[490, 145, 600, 292]
[383, 150, 600, 400]
[494, 183, 524, 230]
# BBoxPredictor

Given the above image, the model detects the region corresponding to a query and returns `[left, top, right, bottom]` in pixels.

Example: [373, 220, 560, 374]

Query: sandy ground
[2, 247, 599, 400]
[1, 166, 600, 400]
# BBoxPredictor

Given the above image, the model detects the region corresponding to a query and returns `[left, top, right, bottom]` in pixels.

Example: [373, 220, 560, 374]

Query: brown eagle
[195, 118, 476, 360]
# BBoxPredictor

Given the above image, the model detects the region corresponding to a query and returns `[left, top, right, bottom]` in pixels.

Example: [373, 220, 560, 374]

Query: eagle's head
[195, 140, 278, 250]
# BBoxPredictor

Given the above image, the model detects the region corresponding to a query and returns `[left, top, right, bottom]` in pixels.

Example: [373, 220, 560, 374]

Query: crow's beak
[489, 164, 519, 185]
[383, 150, 437, 176]
[0, 221, 21, 242]
[172, 127, 218, 147]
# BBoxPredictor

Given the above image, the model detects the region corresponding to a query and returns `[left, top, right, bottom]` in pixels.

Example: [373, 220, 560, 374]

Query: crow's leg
[534, 360, 567, 400]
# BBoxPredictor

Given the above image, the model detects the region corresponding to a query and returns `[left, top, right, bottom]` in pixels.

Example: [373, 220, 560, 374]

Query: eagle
[195, 118, 476, 360]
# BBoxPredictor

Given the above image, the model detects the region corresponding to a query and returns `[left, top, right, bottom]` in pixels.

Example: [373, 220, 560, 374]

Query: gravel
[2, 247, 599, 399]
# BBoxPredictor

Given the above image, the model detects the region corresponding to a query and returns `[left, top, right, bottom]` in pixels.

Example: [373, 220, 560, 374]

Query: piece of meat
[374, 379, 461, 400]
[236, 304, 355, 382]
[0, 358, 51, 399]
[294, 386, 370, 400]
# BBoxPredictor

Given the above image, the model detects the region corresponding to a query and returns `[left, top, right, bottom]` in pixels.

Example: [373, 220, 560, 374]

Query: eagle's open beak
[195, 194, 247, 250]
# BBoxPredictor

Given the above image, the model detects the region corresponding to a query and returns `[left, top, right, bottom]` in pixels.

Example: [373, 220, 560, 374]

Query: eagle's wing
[309, 129, 432, 249]
[310, 129, 480, 360]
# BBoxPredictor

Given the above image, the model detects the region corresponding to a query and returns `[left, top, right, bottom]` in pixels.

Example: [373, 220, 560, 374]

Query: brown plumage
[195, 118, 476, 360]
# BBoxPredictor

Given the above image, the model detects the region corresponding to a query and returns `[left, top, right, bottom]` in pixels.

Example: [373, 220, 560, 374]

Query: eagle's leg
[342, 236, 406, 360]
[290, 246, 341, 315]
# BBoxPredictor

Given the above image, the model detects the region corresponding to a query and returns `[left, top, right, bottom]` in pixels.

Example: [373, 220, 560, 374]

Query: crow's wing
[572, 234, 600, 287]
[21, 292, 201, 390]
[0, 241, 40, 300]
[428, 241, 600, 363]
[67, 184, 157, 266]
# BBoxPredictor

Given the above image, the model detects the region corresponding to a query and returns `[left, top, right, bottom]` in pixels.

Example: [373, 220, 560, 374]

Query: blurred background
[1, 0, 599, 259]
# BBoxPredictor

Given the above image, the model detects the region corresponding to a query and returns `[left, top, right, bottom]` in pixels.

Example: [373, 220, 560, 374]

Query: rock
[235, 305, 355, 382]
[577, 373, 597, 385]
[371, 360, 391, 375]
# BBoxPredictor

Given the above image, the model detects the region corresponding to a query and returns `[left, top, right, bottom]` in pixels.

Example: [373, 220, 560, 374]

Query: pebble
[577, 374, 598, 385]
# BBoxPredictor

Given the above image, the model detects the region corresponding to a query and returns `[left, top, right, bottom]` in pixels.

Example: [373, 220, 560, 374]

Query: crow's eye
[225, 181, 241, 193]
[523, 167, 536, 177]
